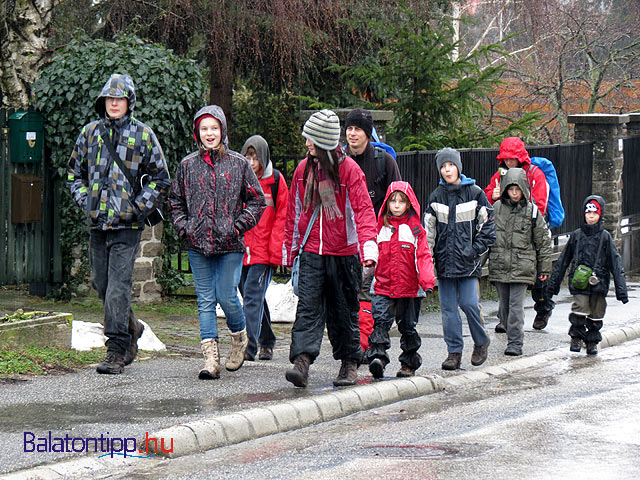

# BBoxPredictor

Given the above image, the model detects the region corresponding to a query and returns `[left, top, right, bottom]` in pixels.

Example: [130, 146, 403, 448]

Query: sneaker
[533, 311, 551, 330]
[441, 352, 462, 371]
[586, 343, 598, 355]
[570, 337, 582, 352]
[471, 337, 490, 366]
[504, 346, 522, 356]
[396, 365, 415, 377]
[96, 352, 125, 375]
[258, 347, 273, 361]
[123, 319, 144, 366]
[494, 323, 506, 333]
[369, 358, 385, 379]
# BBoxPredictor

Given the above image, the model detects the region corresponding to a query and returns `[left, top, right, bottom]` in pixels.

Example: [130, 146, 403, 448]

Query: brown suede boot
[441, 352, 462, 371]
[124, 318, 144, 366]
[226, 328, 249, 371]
[199, 339, 220, 380]
[285, 353, 311, 388]
[333, 359, 358, 387]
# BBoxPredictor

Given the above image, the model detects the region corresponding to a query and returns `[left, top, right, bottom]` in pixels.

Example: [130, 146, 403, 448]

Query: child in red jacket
[239, 135, 288, 361]
[367, 181, 436, 378]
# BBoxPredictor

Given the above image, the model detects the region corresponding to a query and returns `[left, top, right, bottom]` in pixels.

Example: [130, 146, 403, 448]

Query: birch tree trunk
[0, 0, 54, 108]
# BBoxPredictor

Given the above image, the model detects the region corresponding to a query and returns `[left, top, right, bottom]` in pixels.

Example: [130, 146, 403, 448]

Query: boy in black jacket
[548, 195, 628, 355]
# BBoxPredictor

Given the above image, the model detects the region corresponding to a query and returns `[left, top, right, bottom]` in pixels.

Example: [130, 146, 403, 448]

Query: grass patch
[0, 346, 105, 377]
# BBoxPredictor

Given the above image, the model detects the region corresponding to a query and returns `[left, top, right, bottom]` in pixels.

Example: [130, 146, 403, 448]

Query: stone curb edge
[4, 322, 640, 479]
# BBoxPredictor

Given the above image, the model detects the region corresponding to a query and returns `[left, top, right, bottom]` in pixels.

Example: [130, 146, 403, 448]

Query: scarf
[303, 159, 343, 220]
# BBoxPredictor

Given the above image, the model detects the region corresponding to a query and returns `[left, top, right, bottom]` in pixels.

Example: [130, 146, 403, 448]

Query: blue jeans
[239, 264, 275, 358]
[90, 229, 141, 355]
[188, 251, 246, 341]
[438, 277, 488, 353]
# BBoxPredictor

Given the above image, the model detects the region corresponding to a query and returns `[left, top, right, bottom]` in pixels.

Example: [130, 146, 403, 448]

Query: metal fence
[0, 108, 61, 289]
[623, 136, 640, 216]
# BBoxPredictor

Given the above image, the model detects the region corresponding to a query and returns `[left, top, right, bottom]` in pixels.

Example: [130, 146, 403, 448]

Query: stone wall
[133, 222, 164, 303]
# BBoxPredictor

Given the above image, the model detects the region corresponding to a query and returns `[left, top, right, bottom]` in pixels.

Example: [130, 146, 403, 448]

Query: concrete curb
[3, 322, 640, 478]
[145, 321, 640, 459]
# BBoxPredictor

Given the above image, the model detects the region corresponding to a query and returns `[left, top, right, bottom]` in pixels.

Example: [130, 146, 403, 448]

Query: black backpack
[271, 169, 280, 205]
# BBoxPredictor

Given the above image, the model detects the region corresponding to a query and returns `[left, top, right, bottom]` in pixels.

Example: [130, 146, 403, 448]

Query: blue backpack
[371, 126, 397, 160]
[529, 156, 565, 229]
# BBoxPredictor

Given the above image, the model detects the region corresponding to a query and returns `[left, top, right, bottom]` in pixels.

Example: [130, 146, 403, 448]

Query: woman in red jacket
[367, 181, 436, 379]
[283, 109, 378, 388]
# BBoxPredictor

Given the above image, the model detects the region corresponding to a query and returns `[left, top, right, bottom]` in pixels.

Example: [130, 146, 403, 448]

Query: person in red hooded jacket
[484, 137, 555, 332]
[367, 181, 436, 379]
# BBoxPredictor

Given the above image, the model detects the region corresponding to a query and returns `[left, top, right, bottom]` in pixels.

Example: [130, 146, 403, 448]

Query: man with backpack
[343, 108, 402, 357]
[484, 137, 562, 331]
[239, 135, 288, 361]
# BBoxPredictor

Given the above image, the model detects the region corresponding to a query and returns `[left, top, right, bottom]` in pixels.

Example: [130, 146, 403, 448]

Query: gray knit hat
[302, 109, 341, 151]
[435, 147, 462, 176]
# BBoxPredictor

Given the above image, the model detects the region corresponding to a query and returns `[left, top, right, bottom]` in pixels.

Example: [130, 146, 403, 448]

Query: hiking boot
[123, 318, 144, 366]
[369, 358, 385, 379]
[258, 347, 273, 360]
[586, 342, 598, 355]
[96, 351, 125, 375]
[570, 337, 582, 352]
[441, 352, 462, 371]
[285, 353, 311, 388]
[226, 328, 249, 371]
[333, 359, 358, 387]
[199, 338, 220, 380]
[504, 346, 522, 356]
[495, 323, 506, 333]
[533, 311, 551, 330]
[471, 337, 490, 366]
[396, 364, 416, 377]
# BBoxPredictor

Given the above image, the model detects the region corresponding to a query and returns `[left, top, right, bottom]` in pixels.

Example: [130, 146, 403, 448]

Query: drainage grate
[359, 444, 452, 458]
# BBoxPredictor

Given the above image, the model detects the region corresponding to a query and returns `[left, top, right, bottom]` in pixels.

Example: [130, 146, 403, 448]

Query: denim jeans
[188, 251, 246, 341]
[90, 229, 141, 355]
[239, 264, 275, 358]
[438, 277, 488, 353]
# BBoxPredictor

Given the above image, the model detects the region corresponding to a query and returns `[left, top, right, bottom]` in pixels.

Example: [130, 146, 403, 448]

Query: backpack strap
[373, 147, 386, 186]
[271, 169, 280, 206]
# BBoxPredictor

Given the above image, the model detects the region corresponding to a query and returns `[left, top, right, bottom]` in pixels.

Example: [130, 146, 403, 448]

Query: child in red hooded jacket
[367, 181, 436, 378]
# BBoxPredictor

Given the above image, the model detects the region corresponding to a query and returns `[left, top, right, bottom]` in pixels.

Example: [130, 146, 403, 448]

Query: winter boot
[199, 339, 220, 380]
[285, 353, 311, 388]
[471, 337, 491, 366]
[532, 311, 551, 330]
[586, 342, 599, 355]
[396, 363, 416, 377]
[570, 337, 582, 352]
[226, 328, 249, 371]
[124, 318, 144, 366]
[369, 358, 385, 379]
[441, 352, 462, 371]
[333, 359, 358, 387]
[495, 322, 506, 333]
[96, 351, 125, 375]
[258, 347, 273, 360]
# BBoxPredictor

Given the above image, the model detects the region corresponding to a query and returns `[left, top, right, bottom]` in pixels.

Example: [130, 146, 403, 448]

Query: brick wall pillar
[568, 114, 629, 248]
[133, 223, 163, 303]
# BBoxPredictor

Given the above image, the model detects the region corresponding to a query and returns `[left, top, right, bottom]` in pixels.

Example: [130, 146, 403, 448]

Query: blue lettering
[23, 432, 35, 452]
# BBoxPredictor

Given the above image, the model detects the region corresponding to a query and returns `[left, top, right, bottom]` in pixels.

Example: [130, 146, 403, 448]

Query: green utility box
[9, 110, 44, 163]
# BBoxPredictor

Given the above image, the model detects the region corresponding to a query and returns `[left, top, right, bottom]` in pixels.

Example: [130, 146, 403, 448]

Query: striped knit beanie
[302, 109, 340, 151]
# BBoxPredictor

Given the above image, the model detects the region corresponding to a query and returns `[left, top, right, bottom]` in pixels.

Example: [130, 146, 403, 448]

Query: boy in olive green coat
[488, 168, 552, 356]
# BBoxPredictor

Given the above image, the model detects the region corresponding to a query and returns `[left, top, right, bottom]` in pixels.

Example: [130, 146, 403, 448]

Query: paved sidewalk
[1, 282, 638, 478]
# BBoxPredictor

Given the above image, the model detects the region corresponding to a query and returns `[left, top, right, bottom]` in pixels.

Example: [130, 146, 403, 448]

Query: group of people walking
[67, 73, 629, 386]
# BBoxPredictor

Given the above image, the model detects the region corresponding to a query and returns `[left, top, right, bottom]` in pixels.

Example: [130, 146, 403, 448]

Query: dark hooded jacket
[68, 73, 170, 230]
[548, 195, 628, 302]
[373, 181, 435, 297]
[488, 168, 552, 285]
[168, 106, 265, 256]
[424, 173, 496, 279]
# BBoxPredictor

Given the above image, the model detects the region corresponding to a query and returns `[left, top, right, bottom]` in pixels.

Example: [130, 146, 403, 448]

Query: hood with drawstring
[192, 105, 229, 149]
[94, 73, 136, 119]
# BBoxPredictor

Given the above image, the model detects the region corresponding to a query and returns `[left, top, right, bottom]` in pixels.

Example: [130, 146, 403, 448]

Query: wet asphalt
[0, 281, 638, 475]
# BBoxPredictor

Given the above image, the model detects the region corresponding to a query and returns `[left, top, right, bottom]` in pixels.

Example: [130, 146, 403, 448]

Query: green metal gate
[0, 108, 62, 291]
